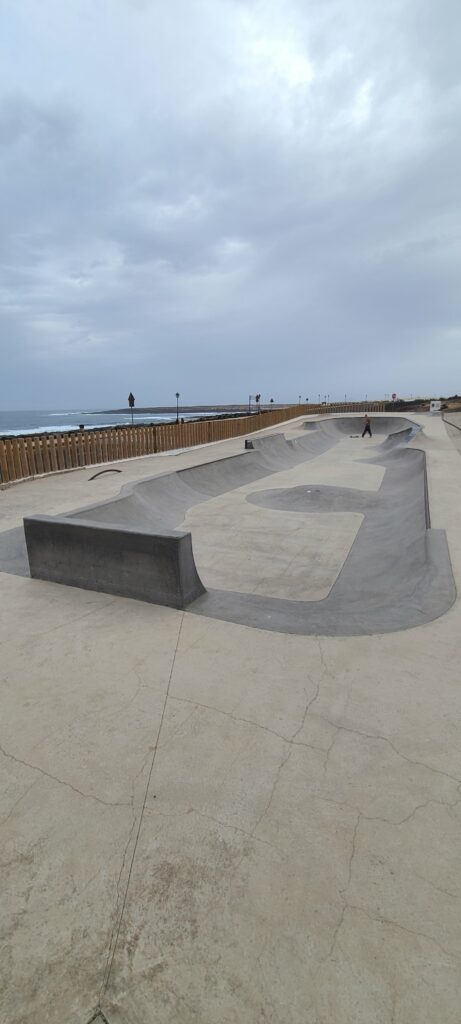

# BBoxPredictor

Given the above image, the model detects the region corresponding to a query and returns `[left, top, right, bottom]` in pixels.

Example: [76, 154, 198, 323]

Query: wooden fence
[0, 402, 385, 486]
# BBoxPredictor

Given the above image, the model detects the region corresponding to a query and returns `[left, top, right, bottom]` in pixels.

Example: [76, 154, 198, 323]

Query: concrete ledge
[23, 515, 206, 609]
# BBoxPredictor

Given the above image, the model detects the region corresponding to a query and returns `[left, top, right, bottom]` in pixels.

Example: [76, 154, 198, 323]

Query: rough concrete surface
[1, 413, 461, 1023]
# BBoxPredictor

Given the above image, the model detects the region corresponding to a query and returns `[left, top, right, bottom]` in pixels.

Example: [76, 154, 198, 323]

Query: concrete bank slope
[1, 414, 461, 1024]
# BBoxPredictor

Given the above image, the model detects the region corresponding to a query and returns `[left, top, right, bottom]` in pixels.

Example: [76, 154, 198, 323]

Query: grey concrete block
[23, 515, 205, 609]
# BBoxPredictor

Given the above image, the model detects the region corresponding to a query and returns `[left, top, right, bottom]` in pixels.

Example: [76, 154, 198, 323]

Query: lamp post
[175, 392, 180, 424]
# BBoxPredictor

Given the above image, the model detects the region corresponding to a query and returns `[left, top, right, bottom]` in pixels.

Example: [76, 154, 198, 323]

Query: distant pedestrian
[362, 413, 372, 438]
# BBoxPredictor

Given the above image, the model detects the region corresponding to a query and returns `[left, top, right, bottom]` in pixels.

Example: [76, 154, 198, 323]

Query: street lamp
[175, 392, 180, 424]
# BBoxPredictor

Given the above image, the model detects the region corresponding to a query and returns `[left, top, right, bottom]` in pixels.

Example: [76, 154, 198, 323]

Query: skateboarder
[362, 413, 372, 437]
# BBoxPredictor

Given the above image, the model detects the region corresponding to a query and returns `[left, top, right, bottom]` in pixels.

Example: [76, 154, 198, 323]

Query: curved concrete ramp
[23, 416, 455, 634]
[305, 414, 419, 438]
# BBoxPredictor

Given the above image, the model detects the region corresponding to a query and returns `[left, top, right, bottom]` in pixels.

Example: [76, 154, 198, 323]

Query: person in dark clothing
[362, 413, 372, 437]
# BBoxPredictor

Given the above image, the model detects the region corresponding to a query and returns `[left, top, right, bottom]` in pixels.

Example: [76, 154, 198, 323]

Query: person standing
[362, 413, 372, 437]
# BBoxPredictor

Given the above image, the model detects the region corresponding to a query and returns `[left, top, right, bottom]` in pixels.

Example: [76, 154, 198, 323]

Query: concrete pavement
[1, 413, 461, 1023]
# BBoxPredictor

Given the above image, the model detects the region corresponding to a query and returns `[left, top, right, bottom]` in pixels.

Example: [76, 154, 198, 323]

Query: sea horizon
[0, 406, 250, 438]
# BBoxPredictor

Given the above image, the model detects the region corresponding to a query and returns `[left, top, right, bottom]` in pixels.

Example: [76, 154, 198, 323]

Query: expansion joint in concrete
[99, 612, 186, 1003]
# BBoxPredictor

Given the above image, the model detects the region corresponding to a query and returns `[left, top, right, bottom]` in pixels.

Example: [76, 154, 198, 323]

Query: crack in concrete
[322, 730, 338, 773]
[0, 596, 119, 652]
[412, 871, 461, 902]
[146, 806, 283, 857]
[169, 695, 325, 755]
[86, 1010, 111, 1024]
[326, 793, 461, 964]
[252, 747, 294, 837]
[290, 678, 320, 742]
[190, 808, 283, 856]
[0, 743, 131, 808]
[341, 812, 361, 895]
[317, 717, 461, 786]
[317, 636, 337, 685]
[327, 902, 348, 960]
[0, 778, 39, 829]
[362, 795, 461, 828]
[169, 695, 461, 832]
[330, 903, 461, 963]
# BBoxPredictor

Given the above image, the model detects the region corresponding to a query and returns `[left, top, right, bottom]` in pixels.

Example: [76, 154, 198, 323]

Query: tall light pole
[176, 391, 180, 424]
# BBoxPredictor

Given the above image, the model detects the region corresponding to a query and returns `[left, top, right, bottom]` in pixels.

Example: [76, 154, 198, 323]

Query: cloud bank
[1, 0, 460, 407]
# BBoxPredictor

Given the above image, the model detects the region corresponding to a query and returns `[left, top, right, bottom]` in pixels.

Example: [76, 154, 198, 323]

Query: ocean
[0, 409, 228, 438]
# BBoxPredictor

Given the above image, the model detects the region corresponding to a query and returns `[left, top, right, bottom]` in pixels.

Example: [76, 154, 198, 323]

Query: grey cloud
[0, 0, 460, 407]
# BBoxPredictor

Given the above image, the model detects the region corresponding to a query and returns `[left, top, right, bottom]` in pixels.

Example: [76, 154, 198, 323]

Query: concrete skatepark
[21, 415, 455, 634]
[1, 412, 461, 1023]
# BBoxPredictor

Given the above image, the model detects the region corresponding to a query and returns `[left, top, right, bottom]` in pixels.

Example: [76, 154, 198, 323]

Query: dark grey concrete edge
[23, 515, 205, 610]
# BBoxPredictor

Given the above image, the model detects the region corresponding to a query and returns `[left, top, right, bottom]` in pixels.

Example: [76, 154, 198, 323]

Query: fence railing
[0, 402, 385, 485]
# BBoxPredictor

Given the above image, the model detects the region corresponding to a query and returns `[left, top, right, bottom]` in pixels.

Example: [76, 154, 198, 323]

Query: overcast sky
[0, 0, 460, 409]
